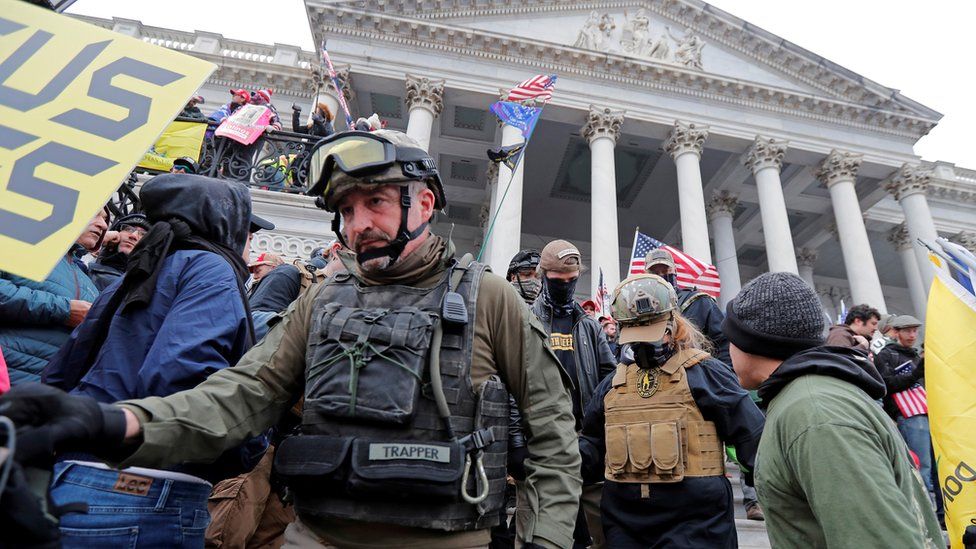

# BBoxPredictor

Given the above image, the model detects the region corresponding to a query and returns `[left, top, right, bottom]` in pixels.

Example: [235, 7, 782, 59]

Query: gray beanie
[721, 272, 826, 359]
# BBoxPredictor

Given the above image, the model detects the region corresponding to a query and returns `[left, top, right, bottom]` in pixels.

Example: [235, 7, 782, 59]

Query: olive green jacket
[117, 237, 581, 548]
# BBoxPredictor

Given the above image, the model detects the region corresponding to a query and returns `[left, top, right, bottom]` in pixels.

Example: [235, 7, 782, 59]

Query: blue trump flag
[490, 101, 542, 139]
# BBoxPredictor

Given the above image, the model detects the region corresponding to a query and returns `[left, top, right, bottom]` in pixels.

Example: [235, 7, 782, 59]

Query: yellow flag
[137, 120, 209, 172]
[0, 3, 215, 281]
[926, 273, 976, 547]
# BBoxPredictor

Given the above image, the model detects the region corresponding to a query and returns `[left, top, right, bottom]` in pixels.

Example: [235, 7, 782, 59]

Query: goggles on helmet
[306, 131, 442, 209]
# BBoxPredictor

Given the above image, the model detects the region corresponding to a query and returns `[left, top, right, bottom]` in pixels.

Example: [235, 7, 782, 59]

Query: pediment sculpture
[574, 9, 705, 70]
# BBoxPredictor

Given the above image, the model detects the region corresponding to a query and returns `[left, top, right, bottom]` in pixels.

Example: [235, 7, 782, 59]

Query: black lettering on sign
[0, 17, 110, 112]
[941, 460, 975, 503]
[0, 142, 116, 244]
[52, 57, 183, 140]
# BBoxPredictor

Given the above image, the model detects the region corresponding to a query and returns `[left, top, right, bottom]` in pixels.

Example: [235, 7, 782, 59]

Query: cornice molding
[582, 106, 625, 144]
[883, 163, 932, 202]
[405, 74, 446, 115]
[816, 149, 863, 188]
[744, 136, 787, 174]
[338, 0, 939, 122]
[664, 120, 708, 160]
[306, 5, 936, 139]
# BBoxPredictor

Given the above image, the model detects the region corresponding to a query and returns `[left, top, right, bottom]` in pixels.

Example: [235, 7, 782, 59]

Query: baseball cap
[230, 88, 250, 101]
[172, 156, 198, 174]
[248, 252, 283, 269]
[249, 213, 275, 233]
[890, 315, 922, 329]
[539, 240, 583, 273]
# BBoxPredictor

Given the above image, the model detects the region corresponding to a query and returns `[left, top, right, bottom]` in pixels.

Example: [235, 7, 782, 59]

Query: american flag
[507, 74, 557, 102]
[892, 361, 928, 417]
[628, 230, 721, 298]
[595, 268, 612, 315]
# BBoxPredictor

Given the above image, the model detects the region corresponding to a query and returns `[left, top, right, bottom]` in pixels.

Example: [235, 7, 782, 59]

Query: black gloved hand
[507, 445, 530, 481]
[0, 461, 61, 548]
[0, 384, 127, 466]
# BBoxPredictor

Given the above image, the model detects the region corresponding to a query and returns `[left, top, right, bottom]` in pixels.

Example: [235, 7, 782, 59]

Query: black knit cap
[722, 272, 826, 360]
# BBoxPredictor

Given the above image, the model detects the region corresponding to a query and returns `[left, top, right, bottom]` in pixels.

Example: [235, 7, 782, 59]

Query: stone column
[796, 248, 818, 289]
[404, 74, 445, 152]
[706, 190, 741, 308]
[483, 105, 527, 276]
[816, 150, 887, 312]
[888, 224, 928, 320]
[745, 136, 798, 274]
[883, 164, 942, 294]
[583, 106, 625, 298]
[664, 121, 712, 263]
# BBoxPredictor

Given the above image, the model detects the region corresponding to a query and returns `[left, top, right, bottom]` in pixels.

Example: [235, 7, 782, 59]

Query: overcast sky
[68, 0, 973, 168]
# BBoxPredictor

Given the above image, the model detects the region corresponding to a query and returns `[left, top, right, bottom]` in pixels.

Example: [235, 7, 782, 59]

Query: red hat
[230, 88, 250, 101]
[599, 315, 616, 326]
[248, 252, 283, 270]
[255, 89, 273, 103]
[581, 299, 598, 310]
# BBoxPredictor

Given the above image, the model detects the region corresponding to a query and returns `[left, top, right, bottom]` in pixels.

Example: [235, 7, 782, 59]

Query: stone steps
[727, 462, 771, 549]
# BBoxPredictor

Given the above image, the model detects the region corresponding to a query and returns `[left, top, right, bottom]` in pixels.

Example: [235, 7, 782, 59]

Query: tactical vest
[274, 258, 509, 532]
[603, 349, 725, 484]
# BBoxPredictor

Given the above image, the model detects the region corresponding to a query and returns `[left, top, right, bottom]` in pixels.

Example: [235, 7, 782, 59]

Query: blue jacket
[45, 249, 250, 403]
[0, 249, 97, 385]
[44, 249, 265, 480]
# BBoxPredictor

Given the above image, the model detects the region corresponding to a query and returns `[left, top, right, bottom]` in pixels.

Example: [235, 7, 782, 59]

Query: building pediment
[310, 0, 939, 137]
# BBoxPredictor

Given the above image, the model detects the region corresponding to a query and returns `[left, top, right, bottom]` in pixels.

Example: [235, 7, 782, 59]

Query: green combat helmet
[611, 274, 678, 344]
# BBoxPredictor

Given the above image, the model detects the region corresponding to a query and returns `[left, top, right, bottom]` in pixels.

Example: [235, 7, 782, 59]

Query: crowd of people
[0, 123, 949, 548]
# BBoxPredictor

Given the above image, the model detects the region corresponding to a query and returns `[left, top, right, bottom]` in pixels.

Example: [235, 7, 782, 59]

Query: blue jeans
[50, 463, 211, 548]
[897, 414, 934, 494]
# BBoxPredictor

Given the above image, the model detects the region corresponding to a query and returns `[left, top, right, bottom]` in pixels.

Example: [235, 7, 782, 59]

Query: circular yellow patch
[636, 368, 660, 398]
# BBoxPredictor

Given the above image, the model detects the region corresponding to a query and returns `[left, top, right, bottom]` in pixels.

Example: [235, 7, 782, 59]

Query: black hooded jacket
[758, 346, 886, 405]
[873, 342, 924, 418]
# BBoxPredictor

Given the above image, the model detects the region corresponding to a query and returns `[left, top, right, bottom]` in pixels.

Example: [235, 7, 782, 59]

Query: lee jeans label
[113, 472, 154, 496]
[368, 443, 450, 463]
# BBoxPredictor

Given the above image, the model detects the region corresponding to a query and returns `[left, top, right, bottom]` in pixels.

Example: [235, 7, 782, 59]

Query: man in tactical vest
[1, 130, 581, 548]
[579, 274, 764, 547]
[644, 248, 731, 365]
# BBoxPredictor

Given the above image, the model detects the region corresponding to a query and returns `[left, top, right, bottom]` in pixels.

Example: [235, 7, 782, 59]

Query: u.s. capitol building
[74, 1, 976, 320]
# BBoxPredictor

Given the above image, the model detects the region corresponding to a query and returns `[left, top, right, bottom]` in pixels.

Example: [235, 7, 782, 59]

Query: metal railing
[136, 118, 321, 194]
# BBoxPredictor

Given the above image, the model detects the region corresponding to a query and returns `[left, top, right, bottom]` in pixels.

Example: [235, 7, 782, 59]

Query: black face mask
[633, 341, 675, 369]
[544, 276, 578, 308]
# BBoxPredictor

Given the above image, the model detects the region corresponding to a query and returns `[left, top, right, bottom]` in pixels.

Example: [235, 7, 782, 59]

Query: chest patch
[636, 368, 660, 398]
[368, 443, 451, 463]
[549, 332, 574, 351]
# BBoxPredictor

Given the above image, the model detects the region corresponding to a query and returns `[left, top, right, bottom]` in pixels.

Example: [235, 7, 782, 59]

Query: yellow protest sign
[137, 120, 208, 172]
[0, 3, 215, 281]
[926, 274, 976, 547]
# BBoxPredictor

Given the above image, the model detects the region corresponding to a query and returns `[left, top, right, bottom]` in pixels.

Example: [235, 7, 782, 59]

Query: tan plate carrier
[604, 348, 726, 484]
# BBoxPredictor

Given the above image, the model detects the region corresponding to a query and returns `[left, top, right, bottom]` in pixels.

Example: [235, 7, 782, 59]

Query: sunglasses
[119, 225, 148, 237]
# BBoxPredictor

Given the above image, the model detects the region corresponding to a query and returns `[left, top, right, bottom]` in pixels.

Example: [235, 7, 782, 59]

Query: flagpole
[476, 108, 542, 263]
[474, 141, 528, 261]
[319, 41, 355, 128]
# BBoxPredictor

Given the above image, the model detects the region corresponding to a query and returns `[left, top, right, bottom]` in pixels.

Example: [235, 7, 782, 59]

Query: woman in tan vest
[579, 273, 765, 548]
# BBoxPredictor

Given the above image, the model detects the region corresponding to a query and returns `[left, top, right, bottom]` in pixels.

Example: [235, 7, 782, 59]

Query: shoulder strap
[611, 364, 628, 388]
[678, 290, 713, 313]
[450, 253, 475, 292]
[661, 348, 711, 375]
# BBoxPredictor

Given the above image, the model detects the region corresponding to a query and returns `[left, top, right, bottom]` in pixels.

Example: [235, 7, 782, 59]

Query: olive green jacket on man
[116, 236, 581, 549]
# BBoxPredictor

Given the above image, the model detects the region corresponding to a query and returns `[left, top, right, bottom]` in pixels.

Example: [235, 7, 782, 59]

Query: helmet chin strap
[332, 186, 429, 266]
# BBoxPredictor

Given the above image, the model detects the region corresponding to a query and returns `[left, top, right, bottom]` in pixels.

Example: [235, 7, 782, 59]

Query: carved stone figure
[647, 32, 670, 60]
[621, 9, 651, 56]
[574, 11, 603, 50]
[668, 27, 705, 70]
[597, 13, 616, 50]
